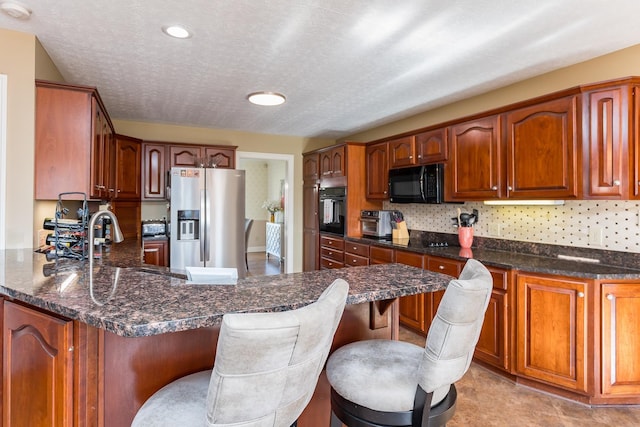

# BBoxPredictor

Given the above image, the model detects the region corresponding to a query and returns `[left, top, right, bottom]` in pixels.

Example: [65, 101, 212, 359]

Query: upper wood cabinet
[506, 95, 579, 199]
[168, 145, 201, 167]
[113, 135, 142, 200]
[319, 145, 346, 180]
[35, 80, 115, 201]
[447, 115, 503, 201]
[416, 128, 448, 164]
[516, 273, 590, 393]
[142, 143, 167, 200]
[388, 136, 416, 168]
[365, 141, 389, 199]
[583, 85, 632, 199]
[204, 146, 235, 169]
[303, 153, 319, 181]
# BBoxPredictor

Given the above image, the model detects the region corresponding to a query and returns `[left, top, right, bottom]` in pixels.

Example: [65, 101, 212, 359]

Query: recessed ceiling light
[0, 1, 31, 20]
[247, 92, 286, 106]
[162, 25, 191, 39]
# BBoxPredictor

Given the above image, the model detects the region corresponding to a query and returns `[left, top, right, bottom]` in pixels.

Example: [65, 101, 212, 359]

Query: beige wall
[343, 43, 640, 143]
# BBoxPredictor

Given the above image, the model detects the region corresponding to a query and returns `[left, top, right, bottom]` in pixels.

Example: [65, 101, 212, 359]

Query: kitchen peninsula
[0, 240, 451, 426]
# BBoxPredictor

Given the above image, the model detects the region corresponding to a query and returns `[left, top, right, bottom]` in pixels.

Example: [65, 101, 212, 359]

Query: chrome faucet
[88, 210, 124, 262]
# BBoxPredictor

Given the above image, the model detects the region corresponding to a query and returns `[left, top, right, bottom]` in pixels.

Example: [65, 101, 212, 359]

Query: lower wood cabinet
[600, 282, 640, 398]
[143, 239, 169, 267]
[344, 242, 369, 267]
[396, 250, 426, 332]
[320, 235, 344, 269]
[516, 273, 590, 394]
[3, 301, 74, 426]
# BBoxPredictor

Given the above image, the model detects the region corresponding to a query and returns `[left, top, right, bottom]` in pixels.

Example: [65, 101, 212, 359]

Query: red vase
[458, 226, 474, 249]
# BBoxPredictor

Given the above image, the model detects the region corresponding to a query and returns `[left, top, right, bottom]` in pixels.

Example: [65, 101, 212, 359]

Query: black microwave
[388, 164, 444, 204]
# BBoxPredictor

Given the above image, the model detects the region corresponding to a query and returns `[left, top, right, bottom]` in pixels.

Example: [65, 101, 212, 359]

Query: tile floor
[399, 328, 640, 427]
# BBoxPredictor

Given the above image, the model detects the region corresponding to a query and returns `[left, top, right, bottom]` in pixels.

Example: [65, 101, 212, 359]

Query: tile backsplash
[384, 200, 640, 254]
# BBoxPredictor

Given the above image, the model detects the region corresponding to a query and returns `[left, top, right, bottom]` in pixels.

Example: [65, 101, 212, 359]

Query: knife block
[392, 221, 410, 240]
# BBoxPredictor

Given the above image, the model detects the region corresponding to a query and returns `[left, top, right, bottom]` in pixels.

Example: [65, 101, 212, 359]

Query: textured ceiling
[2, 0, 640, 139]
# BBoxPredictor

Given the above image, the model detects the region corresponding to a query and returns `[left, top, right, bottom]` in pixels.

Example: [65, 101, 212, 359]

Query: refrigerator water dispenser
[177, 210, 199, 240]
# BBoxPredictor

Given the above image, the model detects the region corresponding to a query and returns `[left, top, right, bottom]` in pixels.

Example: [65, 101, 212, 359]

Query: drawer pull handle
[607, 294, 614, 300]
[577, 292, 585, 298]
[144, 248, 160, 253]
[353, 259, 357, 263]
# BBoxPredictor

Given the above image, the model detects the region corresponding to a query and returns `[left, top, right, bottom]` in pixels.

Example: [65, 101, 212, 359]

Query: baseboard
[248, 246, 266, 253]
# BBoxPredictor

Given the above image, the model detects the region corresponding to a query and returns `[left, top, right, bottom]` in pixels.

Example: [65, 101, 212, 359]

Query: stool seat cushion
[132, 370, 211, 426]
[326, 339, 449, 413]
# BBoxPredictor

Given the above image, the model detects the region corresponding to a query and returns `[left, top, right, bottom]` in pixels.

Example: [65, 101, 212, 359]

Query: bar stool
[326, 259, 492, 427]
[132, 278, 349, 426]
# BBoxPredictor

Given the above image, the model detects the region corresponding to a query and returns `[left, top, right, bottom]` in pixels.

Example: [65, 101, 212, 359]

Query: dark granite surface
[0, 240, 450, 338]
[349, 231, 640, 279]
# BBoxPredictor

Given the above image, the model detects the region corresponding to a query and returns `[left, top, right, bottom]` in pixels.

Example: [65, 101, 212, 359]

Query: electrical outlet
[588, 227, 604, 246]
[488, 223, 501, 237]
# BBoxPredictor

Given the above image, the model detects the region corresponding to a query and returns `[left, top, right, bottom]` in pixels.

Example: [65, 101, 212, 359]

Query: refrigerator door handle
[204, 189, 212, 261]
[200, 189, 206, 261]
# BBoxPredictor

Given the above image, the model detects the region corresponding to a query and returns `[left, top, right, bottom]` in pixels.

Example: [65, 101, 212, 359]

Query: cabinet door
[416, 128, 448, 164]
[601, 283, 640, 396]
[516, 273, 589, 393]
[506, 96, 578, 199]
[448, 115, 502, 200]
[168, 145, 201, 167]
[369, 246, 394, 264]
[303, 229, 319, 272]
[425, 256, 461, 330]
[366, 142, 389, 199]
[114, 135, 141, 199]
[203, 146, 235, 169]
[303, 153, 320, 181]
[474, 267, 511, 371]
[584, 86, 630, 198]
[111, 201, 141, 239]
[331, 145, 346, 178]
[90, 100, 108, 199]
[634, 85, 640, 198]
[302, 183, 319, 271]
[3, 301, 74, 427]
[388, 136, 416, 168]
[143, 240, 168, 266]
[143, 143, 167, 200]
[396, 250, 426, 333]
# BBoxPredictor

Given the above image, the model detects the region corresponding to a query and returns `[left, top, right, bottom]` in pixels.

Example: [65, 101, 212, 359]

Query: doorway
[236, 151, 294, 274]
[0, 74, 7, 250]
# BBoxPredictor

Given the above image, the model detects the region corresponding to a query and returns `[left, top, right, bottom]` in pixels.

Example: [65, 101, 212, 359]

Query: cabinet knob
[438, 265, 445, 270]
[607, 294, 614, 300]
[409, 156, 413, 159]
[353, 246, 357, 250]
[417, 155, 422, 159]
[613, 180, 621, 186]
[507, 186, 513, 191]
[577, 291, 585, 298]
[491, 186, 498, 190]
[383, 191, 387, 194]
[353, 259, 357, 263]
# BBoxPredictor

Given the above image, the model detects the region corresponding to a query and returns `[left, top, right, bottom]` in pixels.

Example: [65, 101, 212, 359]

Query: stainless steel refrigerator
[169, 167, 246, 278]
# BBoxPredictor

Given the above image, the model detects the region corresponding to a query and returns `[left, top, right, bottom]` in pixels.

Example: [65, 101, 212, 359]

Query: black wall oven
[318, 187, 346, 236]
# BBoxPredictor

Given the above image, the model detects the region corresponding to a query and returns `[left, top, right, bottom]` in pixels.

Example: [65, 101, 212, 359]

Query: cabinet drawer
[321, 257, 344, 269]
[370, 246, 394, 264]
[345, 253, 369, 267]
[320, 235, 344, 250]
[345, 242, 369, 257]
[488, 267, 508, 290]
[427, 256, 461, 277]
[321, 246, 344, 262]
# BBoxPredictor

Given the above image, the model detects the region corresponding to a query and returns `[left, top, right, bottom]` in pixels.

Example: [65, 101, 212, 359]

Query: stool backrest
[206, 279, 349, 426]
[418, 259, 493, 393]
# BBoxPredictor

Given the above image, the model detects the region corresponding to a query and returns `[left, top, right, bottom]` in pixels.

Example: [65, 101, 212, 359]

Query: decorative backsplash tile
[383, 200, 640, 254]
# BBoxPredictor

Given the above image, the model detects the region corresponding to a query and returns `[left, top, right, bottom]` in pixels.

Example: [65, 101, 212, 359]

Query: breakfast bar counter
[0, 241, 452, 426]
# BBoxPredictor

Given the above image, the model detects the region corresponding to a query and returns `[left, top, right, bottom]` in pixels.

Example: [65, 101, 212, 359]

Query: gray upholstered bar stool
[132, 278, 349, 427]
[326, 259, 492, 427]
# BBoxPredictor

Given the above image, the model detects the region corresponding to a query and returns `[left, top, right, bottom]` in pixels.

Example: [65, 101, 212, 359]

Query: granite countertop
[0, 240, 450, 338]
[346, 235, 640, 279]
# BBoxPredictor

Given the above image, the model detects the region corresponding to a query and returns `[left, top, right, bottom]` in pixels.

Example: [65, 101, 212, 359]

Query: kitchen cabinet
[447, 115, 503, 201]
[396, 250, 426, 332]
[266, 222, 284, 262]
[424, 256, 461, 331]
[143, 239, 169, 266]
[168, 144, 236, 168]
[369, 246, 394, 265]
[415, 128, 448, 164]
[35, 80, 115, 201]
[388, 136, 416, 168]
[516, 273, 589, 393]
[203, 146, 235, 169]
[168, 144, 201, 167]
[583, 85, 632, 198]
[319, 145, 345, 181]
[365, 141, 389, 200]
[142, 143, 167, 200]
[320, 235, 344, 269]
[344, 241, 369, 267]
[474, 266, 513, 372]
[111, 201, 141, 239]
[600, 282, 640, 397]
[113, 134, 142, 200]
[3, 300, 74, 426]
[303, 153, 320, 181]
[506, 95, 579, 199]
